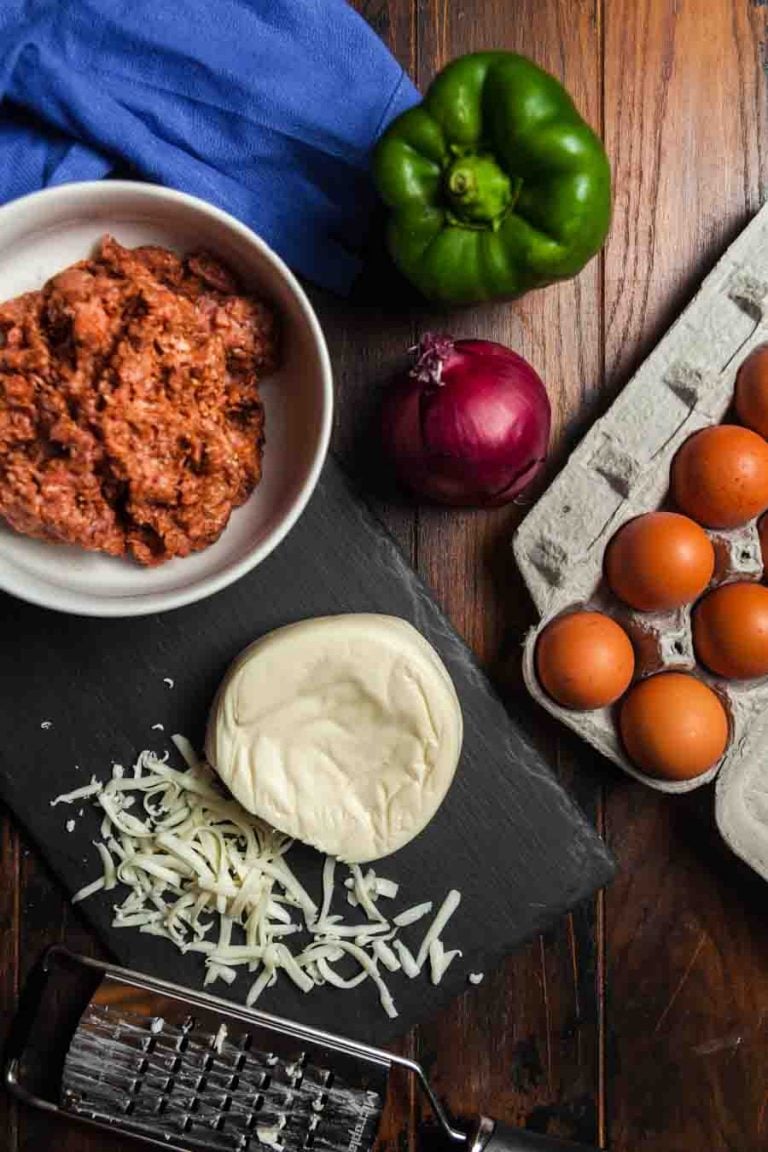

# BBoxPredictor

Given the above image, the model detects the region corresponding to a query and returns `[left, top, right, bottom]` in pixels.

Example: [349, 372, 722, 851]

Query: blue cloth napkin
[0, 0, 419, 293]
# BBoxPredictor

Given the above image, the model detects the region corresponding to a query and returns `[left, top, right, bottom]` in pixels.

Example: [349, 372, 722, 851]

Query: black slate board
[0, 459, 614, 1045]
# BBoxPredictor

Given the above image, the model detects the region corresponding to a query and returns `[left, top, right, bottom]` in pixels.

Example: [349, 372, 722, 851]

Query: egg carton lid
[513, 201, 768, 883]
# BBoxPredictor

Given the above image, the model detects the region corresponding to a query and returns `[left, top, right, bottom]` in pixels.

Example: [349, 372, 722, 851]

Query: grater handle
[475, 1117, 599, 1152]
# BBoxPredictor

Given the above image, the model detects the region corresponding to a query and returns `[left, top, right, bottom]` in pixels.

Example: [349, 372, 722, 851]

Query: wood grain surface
[1, 1, 767, 1149]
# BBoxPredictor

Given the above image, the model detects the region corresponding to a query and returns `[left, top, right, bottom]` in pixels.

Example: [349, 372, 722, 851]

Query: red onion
[382, 333, 551, 507]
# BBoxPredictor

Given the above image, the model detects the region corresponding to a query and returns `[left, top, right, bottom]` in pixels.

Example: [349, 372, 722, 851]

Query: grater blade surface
[61, 974, 388, 1152]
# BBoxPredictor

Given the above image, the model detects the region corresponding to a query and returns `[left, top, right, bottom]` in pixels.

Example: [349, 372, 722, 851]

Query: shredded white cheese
[393, 901, 433, 928]
[256, 1116, 287, 1149]
[50, 778, 102, 807]
[53, 744, 466, 1019]
[374, 877, 399, 900]
[72, 876, 106, 903]
[393, 939, 421, 978]
[372, 939, 401, 973]
[468, 972, 484, 985]
[416, 889, 461, 969]
[163, 678, 175, 689]
[428, 939, 462, 985]
[171, 733, 198, 768]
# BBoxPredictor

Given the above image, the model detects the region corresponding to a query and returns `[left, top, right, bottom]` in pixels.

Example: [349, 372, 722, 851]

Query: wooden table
[2, 0, 768, 1148]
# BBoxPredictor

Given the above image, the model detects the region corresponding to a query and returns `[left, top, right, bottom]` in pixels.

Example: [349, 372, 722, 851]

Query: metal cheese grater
[4, 948, 593, 1152]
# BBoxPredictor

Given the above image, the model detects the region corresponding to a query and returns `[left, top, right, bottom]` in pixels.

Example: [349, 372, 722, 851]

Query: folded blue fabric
[0, 0, 419, 293]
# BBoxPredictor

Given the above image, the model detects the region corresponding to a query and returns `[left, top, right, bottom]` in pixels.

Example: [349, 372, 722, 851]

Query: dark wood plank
[408, 1, 604, 1146]
[0, 809, 19, 1152]
[602, 1, 768, 1149]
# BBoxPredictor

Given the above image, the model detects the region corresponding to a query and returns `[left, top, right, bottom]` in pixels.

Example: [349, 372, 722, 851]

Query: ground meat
[0, 236, 277, 565]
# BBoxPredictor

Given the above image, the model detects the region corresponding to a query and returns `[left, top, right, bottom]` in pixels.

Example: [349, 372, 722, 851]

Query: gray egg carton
[513, 203, 768, 882]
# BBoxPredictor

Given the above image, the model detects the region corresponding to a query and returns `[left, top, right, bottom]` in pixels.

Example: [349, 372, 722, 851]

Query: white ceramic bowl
[0, 182, 333, 617]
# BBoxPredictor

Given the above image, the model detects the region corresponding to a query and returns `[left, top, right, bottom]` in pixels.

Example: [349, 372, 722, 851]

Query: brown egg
[692, 581, 768, 679]
[535, 611, 635, 710]
[735, 345, 768, 439]
[605, 511, 714, 611]
[670, 425, 768, 529]
[760, 512, 768, 574]
[619, 672, 729, 780]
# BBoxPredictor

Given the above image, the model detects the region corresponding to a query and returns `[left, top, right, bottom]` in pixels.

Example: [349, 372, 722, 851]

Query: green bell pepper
[373, 52, 612, 306]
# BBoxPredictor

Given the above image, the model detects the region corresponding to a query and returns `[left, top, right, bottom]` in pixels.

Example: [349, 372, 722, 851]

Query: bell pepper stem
[444, 153, 517, 228]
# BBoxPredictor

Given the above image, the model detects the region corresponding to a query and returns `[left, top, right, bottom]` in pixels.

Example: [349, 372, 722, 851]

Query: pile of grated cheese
[51, 737, 463, 1019]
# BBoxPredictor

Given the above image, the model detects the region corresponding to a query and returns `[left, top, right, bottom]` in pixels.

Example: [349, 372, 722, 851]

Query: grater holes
[125, 1041, 157, 1112]
[192, 1050, 215, 1103]
[167, 1028, 187, 1079]
[122, 1032, 156, 1104]
[313, 1091, 330, 1113]
[302, 1069, 334, 1149]
[158, 1042, 186, 1109]
[304, 1116, 321, 1150]
[285, 1051, 307, 1089]
[238, 1093, 265, 1141]
[215, 1095, 233, 1129]
[229, 1035, 253, 1092]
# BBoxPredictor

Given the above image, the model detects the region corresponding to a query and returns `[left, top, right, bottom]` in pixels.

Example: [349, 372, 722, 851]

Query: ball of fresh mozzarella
[205, 614, 463, 863]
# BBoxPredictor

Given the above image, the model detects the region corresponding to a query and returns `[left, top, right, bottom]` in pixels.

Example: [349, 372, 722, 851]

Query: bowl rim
[0, 180, 334, 618]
